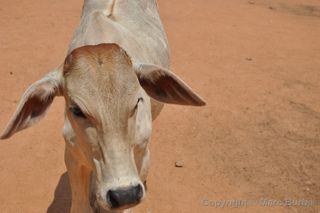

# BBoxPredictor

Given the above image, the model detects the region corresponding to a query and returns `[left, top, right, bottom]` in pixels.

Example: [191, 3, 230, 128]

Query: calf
[1, 0, 205, 212]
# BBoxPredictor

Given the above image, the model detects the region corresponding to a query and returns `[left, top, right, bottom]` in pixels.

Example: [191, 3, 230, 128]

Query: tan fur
[0, 1, 205, 213]
[62, 44, 151, 212]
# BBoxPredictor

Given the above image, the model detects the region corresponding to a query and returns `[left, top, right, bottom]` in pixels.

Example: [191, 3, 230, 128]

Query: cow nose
[107, 184, 143, 209]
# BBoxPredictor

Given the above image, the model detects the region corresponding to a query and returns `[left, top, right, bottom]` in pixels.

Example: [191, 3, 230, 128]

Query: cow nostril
[106, 184, 143, 209]
[134, 184, 143, 200]
[107, 190, 120, 208]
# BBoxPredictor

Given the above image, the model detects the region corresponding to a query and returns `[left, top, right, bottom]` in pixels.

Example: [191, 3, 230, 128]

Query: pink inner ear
[25, 81, 58, 119]
[28, 92, 55, 119]
[0, 79, 59, 139]
[137, 68, 206, 106]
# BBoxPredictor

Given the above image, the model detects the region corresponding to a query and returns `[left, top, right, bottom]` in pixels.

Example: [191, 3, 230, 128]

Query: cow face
[62, 44, 151, 210]
[0, 43, 205, 211]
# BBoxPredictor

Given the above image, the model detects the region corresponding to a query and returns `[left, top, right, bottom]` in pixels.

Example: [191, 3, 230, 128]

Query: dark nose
[107, 184, 143, 209]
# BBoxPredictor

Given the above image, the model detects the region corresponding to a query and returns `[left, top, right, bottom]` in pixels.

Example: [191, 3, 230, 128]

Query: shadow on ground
[47, 172, 71, 213]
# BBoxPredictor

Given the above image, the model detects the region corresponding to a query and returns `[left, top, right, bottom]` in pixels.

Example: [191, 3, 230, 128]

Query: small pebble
[9, 72, 13, 75]
[175, 161, 184, 168]
[248, 1, 255, 5]
[246, 57, 253, 61]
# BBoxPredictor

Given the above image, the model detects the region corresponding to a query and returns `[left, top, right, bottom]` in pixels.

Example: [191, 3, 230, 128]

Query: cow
[0, 0, 205, 212]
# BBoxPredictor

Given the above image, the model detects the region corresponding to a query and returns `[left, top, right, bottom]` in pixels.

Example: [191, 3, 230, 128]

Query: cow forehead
[62, 44, 141, 123]
[64, 43, 133, 72]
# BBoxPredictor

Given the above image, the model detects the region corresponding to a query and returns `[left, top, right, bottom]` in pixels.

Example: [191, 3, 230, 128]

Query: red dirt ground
[0, 0, 319, 213]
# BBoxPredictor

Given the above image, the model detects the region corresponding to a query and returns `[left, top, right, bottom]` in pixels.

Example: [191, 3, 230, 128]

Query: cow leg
[65, 146, 93, 213]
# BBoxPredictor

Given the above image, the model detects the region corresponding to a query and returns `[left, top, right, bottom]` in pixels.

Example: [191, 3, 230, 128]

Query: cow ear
[0, 69, 63, 139]
[134, 64, 206, 106]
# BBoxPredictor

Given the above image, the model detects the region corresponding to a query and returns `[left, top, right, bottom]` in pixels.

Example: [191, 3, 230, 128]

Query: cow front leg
[65, 146, 93, 213]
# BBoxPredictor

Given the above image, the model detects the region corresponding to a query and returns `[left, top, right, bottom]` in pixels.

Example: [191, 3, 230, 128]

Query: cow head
[0, 43, 205, 211]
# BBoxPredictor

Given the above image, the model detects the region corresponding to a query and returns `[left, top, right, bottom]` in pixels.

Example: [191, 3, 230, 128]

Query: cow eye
[69, 106, 86, 118]
[136, 97, 144, 107]
[133, 97, 144, 113]
[137, 97, 144, 104]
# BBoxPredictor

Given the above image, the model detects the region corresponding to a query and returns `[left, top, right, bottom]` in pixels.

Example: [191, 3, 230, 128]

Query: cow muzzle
[106, 184, 143, 209]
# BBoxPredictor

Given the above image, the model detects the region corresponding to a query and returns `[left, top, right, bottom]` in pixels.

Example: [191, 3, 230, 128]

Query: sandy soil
[0, 0, 319, 212]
